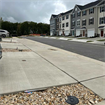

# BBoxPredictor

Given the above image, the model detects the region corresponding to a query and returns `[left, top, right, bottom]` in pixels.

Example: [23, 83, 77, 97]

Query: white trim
[77, 19, 80, 21]
[90, 17, 93, 19]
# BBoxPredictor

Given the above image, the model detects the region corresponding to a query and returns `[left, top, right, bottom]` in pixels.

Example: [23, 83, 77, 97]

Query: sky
[0, 0, 96, 24]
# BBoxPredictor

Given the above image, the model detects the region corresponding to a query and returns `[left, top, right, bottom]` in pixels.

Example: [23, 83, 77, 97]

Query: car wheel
[2, 34, 6, 38]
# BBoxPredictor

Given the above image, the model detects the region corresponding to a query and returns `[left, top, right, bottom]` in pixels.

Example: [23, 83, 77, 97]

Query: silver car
[0, 29, 9, 38]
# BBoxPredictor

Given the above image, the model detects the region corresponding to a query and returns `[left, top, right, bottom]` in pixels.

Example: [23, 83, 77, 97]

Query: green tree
[0, 17, 3, 29]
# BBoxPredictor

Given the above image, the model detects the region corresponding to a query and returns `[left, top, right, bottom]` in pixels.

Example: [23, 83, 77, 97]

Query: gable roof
[62, 9, 73, 15]
[78, 0, 103, 10]
[50, 14, 57, 20]
[52, 14, 57, 18]
[99, 0, 105, 5]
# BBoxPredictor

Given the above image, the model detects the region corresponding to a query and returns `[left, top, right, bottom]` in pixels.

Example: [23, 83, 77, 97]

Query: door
[72, 30, 74, 36]
[83, 30, 85, 36]
[62, 31, 64, 35]
[101, 30, 104, 37]
[87, 29, 95, 37]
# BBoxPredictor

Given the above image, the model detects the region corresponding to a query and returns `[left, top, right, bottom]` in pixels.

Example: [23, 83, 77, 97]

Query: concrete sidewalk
[0, 38, 76, 94]
[0, 37, 105, 101]
[41, 36, 105, 45]
[18, 37, 105, 99]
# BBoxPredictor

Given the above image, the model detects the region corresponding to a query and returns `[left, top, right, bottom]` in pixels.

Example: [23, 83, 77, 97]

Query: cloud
[0, 0, 95, 24]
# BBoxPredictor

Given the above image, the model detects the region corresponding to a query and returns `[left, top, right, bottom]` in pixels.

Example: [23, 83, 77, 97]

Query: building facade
[50, 0, 105, 37]
[50, 15, 57, 36]
[71, 5, 81, 37]
[98, 0, 105, 37]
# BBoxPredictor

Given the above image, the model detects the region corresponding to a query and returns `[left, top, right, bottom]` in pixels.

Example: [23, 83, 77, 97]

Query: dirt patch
[48, 48, 57, 51]
[2, 48, 32, 52]
[0, 41, 17, 43]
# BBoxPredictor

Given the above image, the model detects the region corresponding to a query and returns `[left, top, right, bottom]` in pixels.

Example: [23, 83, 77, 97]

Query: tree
[1, 20, 50, 36]
[0, 17, 3, 29]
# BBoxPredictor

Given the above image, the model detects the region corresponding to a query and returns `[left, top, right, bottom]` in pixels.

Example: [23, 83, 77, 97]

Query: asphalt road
[24, 36, 105, 62]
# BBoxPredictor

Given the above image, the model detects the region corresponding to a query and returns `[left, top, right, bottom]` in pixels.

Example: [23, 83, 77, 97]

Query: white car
[0, 29, 9, 38]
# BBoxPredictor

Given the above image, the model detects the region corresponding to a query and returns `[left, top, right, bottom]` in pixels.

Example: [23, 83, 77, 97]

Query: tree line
[0, 18, 50, 36]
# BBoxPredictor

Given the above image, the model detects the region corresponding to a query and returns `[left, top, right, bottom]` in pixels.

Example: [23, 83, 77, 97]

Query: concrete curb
[95, 101, 105, 105]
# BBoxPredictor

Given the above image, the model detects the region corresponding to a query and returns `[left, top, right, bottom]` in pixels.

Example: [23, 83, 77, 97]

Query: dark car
[0, 44, 2, 59]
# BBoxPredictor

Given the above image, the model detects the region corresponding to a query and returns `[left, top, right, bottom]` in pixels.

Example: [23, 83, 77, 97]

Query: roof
[62, 9, 73, 15]
[77, 5, 83, 10]
[78, 0, 103, 10]
[52, 14, 57, 18]
[99, 0, 105, 5]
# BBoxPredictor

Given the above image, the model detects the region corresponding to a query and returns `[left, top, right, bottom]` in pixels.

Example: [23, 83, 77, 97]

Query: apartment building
[56, 14, 63, 36]
[80, 0, 102, 37]
[50, 15, 57, 36]
[50, 0, 105, 37]
[71, 5, 81, 36]
[98, 0, 105, 37]
[60, 10, 72, 36]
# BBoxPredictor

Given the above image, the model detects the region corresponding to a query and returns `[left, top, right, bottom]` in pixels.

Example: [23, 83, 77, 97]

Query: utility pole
[0, 17, 2, 29]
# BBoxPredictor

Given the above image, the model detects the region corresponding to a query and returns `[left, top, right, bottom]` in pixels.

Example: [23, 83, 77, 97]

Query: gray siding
[81, 7, 98, 35]
[50, 18, 56, 35]
[71, 6, 81, 35]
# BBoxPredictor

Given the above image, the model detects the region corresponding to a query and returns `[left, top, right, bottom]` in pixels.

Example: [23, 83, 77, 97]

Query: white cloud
[0, 0, 96, 23]
[53, 1, 67, 14]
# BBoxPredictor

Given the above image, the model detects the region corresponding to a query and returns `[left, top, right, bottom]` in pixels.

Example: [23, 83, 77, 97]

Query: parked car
[0, 29, 9, 38]
[0, 44, 2, 59]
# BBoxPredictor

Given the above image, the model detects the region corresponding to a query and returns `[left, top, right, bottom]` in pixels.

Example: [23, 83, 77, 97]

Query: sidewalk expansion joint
[21, 43, 79, 83]
[80, 75, 105, 83]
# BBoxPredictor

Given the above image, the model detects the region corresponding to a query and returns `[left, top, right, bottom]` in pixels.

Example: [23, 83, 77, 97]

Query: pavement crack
[80, 75, 105, 82]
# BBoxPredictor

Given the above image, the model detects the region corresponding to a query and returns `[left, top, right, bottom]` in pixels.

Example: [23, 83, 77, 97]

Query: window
[59, 18, 61, 22]
[77, 12, 81, 17]
[57, 18, 59, 22]
[77, 20, 80, 26]
[100, 6, 105, 13]
[72, 13, 75, 18]
[82, 19, 86, 26]
[59, 24, 61, 29]
[0, 31, 5, 32]
[75, 8, 77, 11]
[72, 21, 75, 26]
[89, 18, 94, 25]
[66, 15, 69, 19]
[82, 10, 87, 16]
[57, 25, 59, 29]
[100, 17, 105, 24]
[62, 16, 65, 20]
[89, 8, 94, 14]
[66, 22, 69, 27]
[62, 23, 65, 28]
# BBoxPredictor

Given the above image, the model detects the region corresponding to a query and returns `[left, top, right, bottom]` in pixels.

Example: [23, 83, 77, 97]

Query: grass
[97, 39, 105, 41]
[68, 39, 72, 41]
[6, 37, 12, 38]
[77, 37, 89, 39]
[87, 40, 93, 43]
